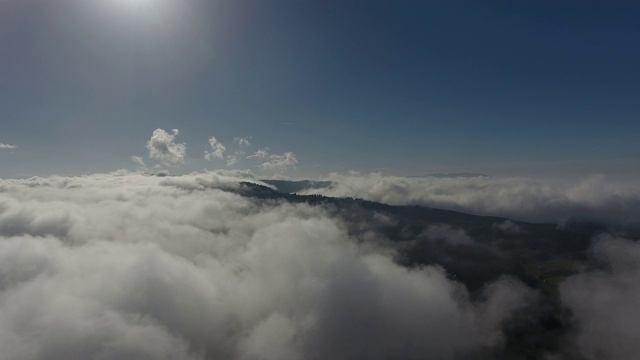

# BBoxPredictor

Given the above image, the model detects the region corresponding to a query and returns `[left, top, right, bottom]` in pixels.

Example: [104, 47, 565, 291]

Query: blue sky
[1, 0, 639, 179]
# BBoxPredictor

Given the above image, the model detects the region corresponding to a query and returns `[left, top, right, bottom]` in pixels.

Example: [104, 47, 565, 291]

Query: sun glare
[113, 0, 161, 11]
[105, 0, 178, 28]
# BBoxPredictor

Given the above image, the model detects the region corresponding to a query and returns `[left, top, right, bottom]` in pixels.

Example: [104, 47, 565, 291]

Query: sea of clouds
[0, 171, 531, 360]
[0, 170, 638, 359]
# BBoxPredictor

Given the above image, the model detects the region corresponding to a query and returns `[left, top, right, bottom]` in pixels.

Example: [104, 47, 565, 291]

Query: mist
[560, 235, 640, 360]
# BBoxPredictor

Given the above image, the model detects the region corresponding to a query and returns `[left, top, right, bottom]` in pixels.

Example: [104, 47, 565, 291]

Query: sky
[1, 0, 639, 179]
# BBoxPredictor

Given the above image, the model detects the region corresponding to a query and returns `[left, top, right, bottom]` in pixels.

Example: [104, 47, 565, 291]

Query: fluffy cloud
[146, 129, 186, 166]
[247, 148, 269, 160]
[560, 235, 640, 360]
[302, 173, 640, 225]
[234, 137, 252, 147]
[204, 136, 226, 161]
[0, 143, 16, 149]
[262, 152, 298, 171]
[0, 171, 531, 360]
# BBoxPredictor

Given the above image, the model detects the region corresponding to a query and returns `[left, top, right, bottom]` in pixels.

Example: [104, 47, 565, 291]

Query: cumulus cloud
[0, 171, 532, 360]
[204, 136, 226, 161]
[262, 152, 298, 171]
[560, 235, 640, 360]
[146, 129, 186, 166]
[247, 148, 269, 160]
[234, 136, 252, 147]
[0, 143, 16, 149]
[301, 172, 640, 225]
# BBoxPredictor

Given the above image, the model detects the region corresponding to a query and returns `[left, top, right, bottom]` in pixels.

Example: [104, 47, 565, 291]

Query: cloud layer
[302, 172, 640, 225]
[0, 143, 16, 149]
[0, 171, 532, 360]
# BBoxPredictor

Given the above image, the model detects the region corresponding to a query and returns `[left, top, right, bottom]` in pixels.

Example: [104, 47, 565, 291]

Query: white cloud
[0, 171, 531, 360]
[560, 235, 640, 360]
[0, 143, 16, 149]
[262, 173, 293, 181]
[131, 156, 146, 167]
[234, 136, 252, 147]
[146, 129, 186, 166]
[247, 148, 269, 160]
[204, 136, 226, 161]
[206, 168, 257, 179]
[301, 172, 640, 224]
[226, 155, 237, 167]
[261, 152, 298, 171]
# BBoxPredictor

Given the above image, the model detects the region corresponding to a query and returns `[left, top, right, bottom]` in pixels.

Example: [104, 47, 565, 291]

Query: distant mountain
[409, 172, 490, 178]
[261, 179, 332, 193]
[261, 175, 489, 195]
